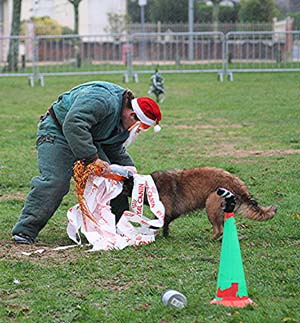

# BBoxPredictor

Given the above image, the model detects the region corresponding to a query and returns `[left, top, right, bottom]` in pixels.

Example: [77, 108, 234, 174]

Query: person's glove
[94, 159, 111, 176]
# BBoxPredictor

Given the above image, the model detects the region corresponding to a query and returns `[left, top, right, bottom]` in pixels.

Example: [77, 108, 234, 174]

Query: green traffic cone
[210, 189, 255, 308]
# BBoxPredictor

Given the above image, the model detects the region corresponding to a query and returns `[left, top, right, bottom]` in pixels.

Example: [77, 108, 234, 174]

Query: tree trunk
[6, 0, 22, 71]
[67, 0, 82, 35]
[74, 3, 79, 34]
[212, 3, 219, 32]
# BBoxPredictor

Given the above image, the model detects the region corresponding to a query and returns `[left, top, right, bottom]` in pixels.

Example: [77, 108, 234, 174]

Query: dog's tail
[237, 195, 278, 221]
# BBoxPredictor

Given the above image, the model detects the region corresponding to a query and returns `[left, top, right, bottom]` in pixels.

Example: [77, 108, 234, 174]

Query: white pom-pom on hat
[154, 124, 161, 133]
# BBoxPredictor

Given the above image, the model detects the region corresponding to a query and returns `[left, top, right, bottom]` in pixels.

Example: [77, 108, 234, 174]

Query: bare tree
[67, 0, 83, 68]
[6, 0, 22, 71]
[211, 0, 222, 32]
[67, 0, 82, 34]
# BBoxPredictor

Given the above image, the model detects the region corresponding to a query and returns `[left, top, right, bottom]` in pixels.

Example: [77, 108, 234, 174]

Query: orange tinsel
[73, 160, 106, 228]
[73, 160, 128, 230]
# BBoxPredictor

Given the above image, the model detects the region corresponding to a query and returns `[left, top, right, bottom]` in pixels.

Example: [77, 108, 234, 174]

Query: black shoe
[12, 233, 35, 245]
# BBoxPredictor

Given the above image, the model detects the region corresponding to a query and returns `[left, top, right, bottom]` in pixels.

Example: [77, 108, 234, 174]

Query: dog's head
[122, 176, 134, 197]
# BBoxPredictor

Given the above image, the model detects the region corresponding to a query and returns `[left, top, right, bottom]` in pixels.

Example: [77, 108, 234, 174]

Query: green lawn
[0, 72, 299, 323]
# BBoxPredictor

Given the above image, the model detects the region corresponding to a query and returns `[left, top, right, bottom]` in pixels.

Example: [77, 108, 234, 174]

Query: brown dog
[122, 166, 278, 239]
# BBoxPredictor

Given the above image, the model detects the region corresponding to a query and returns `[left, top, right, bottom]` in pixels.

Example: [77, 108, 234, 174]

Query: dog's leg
[205, 193, 224, 240]
[163, 216, 171, 238]
[162, 211, 182, 238]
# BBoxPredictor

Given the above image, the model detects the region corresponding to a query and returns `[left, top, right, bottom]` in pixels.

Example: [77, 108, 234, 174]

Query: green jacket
[51, 81, 133, 166]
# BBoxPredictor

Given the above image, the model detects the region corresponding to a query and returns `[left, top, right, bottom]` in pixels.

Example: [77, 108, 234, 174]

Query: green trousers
[12, 115, 129, 240]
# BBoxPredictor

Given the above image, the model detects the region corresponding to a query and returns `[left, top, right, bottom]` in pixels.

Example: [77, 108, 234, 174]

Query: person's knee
[31, 175, 70, 196]
[52, 177, 70, 196]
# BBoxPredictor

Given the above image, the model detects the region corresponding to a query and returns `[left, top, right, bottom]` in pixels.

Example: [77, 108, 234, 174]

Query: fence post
[124, 35, 138, 83]
[31, 36, 39, 86]
[28, 75, 34, 87]
[224, 32, 231, 81]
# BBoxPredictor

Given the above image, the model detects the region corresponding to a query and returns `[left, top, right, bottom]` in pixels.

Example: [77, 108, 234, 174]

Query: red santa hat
[131, 97, 162, 132]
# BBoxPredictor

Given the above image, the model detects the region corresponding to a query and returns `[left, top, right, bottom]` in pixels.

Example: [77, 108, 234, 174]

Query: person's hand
[94, 159, 111, 176]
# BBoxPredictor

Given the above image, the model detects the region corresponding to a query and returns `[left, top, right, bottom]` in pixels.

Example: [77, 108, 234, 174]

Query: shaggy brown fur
[122, 166, 278, 239]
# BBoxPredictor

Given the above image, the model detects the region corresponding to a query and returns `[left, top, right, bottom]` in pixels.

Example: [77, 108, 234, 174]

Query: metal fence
[128, 32, 225, 74]
[225, 31, 300, 77]
[127, 22, 273, 34]
[1, 31, 300, 85]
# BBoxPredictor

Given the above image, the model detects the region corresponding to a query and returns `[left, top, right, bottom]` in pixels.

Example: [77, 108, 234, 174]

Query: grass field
[0, 72, 299, 323]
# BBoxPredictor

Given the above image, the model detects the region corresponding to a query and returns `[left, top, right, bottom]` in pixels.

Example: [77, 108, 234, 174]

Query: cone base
[210, 297, 255, 308]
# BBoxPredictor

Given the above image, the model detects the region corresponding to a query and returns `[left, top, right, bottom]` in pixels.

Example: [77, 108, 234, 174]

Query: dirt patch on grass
[0, 192, 26, 201]
[0, 239, 88, 264]
[210, 147, 300, 158]
[171, 142, 300, 159]
[174, 124, 244, 129]
[170, 121, 300, 158]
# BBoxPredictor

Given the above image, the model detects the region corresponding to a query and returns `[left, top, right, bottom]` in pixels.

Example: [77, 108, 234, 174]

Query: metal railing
[127, 32, 225, 75]
[127, 22, 273, 33]
[225, 31, 300, 76]
[1, 31, 300, 85]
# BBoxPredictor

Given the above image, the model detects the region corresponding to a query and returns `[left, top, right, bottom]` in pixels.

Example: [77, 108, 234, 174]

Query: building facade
[1, 0, 126, 37]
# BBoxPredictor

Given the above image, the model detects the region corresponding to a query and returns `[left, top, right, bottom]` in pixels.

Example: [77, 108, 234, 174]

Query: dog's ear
[122, 176, 134, 196]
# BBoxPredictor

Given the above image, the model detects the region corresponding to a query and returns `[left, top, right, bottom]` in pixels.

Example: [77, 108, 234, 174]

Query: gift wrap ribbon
[67, 169, 165, 251]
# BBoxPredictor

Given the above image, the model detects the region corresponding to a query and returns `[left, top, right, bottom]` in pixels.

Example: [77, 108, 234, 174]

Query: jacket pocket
[36, 134, 56, 147]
